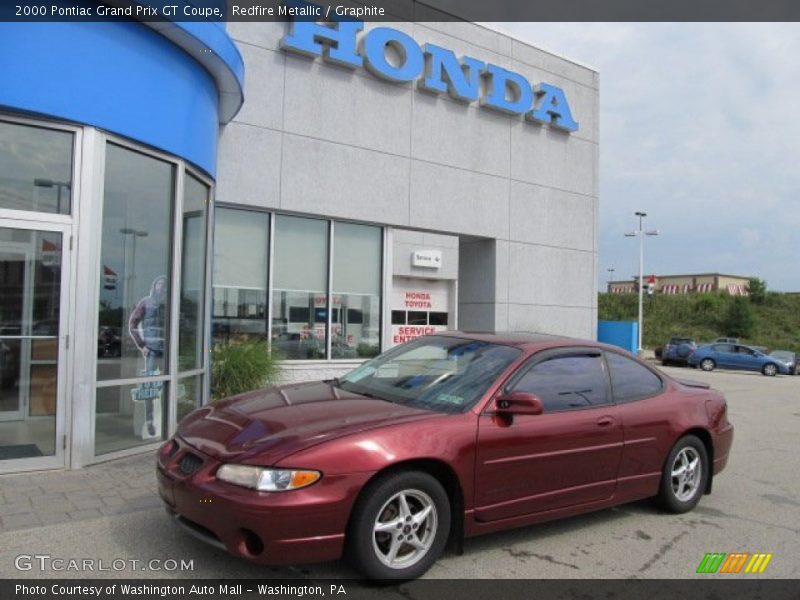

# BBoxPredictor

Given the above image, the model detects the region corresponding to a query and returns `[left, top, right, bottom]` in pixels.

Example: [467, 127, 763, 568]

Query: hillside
[599, 292, 800, 353]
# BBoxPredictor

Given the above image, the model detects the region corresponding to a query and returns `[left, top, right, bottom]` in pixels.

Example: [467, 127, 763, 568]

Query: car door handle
[597, 416, 615, 427]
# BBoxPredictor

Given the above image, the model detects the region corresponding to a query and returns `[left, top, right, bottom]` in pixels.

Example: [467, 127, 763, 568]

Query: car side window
[605, 351, 663, 403]
[714, 344, 734, 353]
[510, 355, 610, 412]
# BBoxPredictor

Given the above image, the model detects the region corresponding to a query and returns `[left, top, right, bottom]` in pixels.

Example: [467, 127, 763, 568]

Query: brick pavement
[0, 452, 160, 533]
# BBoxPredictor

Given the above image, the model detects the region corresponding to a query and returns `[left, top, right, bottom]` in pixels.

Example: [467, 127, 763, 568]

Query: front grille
[178, 452, 204, 476]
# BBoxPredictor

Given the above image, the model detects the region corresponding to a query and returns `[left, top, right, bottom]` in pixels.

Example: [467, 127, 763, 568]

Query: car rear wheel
[762, 363, 778, 376]
[346, 471, 450, 580]
[656, 435, 709, 513]
[700, 358, 716, 372]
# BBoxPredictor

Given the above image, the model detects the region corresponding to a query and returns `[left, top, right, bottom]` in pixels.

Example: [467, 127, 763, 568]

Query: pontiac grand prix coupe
[157, 333, 734, 580]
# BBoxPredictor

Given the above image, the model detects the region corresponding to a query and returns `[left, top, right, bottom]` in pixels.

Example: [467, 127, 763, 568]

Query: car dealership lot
[1, 366, 798, 579]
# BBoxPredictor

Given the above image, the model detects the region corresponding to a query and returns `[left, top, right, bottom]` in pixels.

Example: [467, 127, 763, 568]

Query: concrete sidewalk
[0, 452, 159, 532]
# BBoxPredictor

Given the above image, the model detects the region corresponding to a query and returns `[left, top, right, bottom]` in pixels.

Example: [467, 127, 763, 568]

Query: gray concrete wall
[218, 20, 599, 364]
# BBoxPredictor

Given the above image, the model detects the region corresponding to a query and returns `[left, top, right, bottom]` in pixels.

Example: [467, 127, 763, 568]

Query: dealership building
[0, 15, 598, 472]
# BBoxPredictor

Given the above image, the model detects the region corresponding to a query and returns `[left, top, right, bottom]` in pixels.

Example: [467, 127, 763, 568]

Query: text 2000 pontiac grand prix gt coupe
[157, 333, 734, 580]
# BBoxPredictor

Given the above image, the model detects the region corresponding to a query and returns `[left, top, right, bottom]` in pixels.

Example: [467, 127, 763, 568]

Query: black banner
[3, 579, 800, 600]
[4, 0, 800, 22]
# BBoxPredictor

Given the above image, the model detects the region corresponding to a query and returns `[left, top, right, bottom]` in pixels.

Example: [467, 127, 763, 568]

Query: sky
[498, 23, 800, 292]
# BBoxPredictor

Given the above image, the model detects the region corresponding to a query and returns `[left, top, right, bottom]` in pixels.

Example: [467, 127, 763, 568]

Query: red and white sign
[41, 239, 61, 267]
[391, 325, 447, 345]
[103, 265, 118, 290]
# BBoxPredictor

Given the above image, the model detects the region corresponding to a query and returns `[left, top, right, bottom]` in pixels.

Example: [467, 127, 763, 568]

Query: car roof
[436, 331, 614, 352]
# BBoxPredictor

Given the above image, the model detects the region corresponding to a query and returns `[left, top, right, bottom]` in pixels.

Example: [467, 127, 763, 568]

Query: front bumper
[156, 437, 371, 565]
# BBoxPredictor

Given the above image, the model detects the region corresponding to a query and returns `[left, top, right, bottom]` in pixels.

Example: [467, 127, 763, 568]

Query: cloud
[499, 23, 800, 291]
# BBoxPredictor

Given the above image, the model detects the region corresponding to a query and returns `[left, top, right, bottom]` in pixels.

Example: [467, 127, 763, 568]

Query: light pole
[34, 178, 71, 213]
[119, 228, 149, 310]
[607, 267, 615, 291]
[624, 212, 659, 355]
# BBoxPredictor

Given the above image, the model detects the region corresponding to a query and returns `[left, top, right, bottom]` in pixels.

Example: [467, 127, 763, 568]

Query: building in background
[608, 273, 751, 295]
[0, 11, 598, 472]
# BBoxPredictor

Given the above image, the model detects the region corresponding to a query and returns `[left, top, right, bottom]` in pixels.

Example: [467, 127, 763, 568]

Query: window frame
[211, 207, 385, 363]
[500, 346, 614, 414]
[603, 349, 665, 404]
[90, 131, 214, 462]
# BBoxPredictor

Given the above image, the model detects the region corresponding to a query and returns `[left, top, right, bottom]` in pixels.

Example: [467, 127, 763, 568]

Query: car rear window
[606, 352, 663, 403]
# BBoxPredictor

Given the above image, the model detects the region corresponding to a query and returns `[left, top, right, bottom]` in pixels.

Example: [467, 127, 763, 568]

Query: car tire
[346, 471, 451, 581]
[661, 359, 669, 366]
[656, 435, 709, 514]
[700, 358, 716, 372]
[762, 363, 778, 377]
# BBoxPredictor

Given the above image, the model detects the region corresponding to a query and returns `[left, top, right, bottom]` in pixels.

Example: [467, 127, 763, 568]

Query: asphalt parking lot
[1, 366, 798, 580]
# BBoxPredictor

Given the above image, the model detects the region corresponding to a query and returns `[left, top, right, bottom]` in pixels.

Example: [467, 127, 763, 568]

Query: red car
[157, 333, 734, 580]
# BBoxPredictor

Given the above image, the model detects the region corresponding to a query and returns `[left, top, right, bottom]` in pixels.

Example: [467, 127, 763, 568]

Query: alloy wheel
[671, 447, 702, 502]
[372, 489, 438, 569]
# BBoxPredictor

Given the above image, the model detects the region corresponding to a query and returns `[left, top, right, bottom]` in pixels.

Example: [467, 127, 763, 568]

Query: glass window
[0, 120, 73, 215]
[511, 355, 610, 412]
[272, 216, 328, 359]
[176, 374, 203, 423]
[408, 311, 427, 325]
[713, 344, 734, 353]
[606, 352, 663, 403]
[95, 381, 168, 455]
[0, 227, 62, 459]
[339, 336, 521, 413]
[429, 312, 448, 326]
[96, 144, 174, 381]
[178, 174, 208, 371]
[212, 208, 269, 344]
[391, 311, 406, 325]
[332, 223, 381, 359]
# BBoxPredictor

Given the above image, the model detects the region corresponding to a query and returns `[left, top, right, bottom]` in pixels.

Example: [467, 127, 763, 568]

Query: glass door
[0, 224, 69, 469]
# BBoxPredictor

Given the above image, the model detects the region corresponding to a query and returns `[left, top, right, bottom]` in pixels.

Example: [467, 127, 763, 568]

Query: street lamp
[119, 228, 149, 309]
[34, 178, 71, 213]
[624, 212, 659, 355]
[607, 267, 615, 290]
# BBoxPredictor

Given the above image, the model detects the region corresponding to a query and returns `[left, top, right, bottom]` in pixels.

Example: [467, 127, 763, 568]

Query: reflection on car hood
[177, 381, 440, 464]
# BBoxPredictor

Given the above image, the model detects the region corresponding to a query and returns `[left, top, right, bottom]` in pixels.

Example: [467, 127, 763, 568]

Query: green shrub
[747, 278, 768, 304]
[211, 340, 282, 401]
[724, 296, 755, 338]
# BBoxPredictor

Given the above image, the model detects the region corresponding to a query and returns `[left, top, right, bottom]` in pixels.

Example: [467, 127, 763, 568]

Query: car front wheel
[700, 358, 716, 372]
[656, 435, 709, 513]
[762, 363, 778, 376]
[347, 471, 450, 580]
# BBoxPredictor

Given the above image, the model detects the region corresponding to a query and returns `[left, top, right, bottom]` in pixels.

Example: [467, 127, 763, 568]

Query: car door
[604, 351, 672, 495]
[713, 343, 736, 368]
[474, 348, 623, 522]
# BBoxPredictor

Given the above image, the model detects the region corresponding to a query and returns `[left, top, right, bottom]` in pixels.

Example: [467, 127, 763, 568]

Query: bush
[723, 296, 755, 339]
[747, 277, 768, 304]
[211, 340, 282, 401]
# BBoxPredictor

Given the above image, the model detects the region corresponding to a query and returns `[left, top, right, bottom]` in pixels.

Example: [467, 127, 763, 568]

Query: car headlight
[216, 464, 321, 492]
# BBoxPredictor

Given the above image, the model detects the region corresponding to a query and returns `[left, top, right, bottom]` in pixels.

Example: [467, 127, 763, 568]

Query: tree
[724, 296, 755, 338]
[746, 277, 767, 304]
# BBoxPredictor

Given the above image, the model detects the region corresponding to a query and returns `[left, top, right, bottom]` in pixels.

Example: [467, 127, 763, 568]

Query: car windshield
[338, 336, 522, 414]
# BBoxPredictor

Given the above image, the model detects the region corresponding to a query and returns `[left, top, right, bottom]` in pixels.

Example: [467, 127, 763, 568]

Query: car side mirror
[495, 391, 544, 416]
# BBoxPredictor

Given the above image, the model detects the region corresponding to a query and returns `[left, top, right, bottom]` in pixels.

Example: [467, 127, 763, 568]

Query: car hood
[177, 381, 440, 464]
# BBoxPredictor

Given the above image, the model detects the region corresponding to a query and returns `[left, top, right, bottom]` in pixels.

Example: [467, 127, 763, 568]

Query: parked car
[157, 332, 734, 580]
[712, 337, 739, 344]
[688, 343, 789, 376]
[769, 350, 799, 375]
[661, 336, 697, 366]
